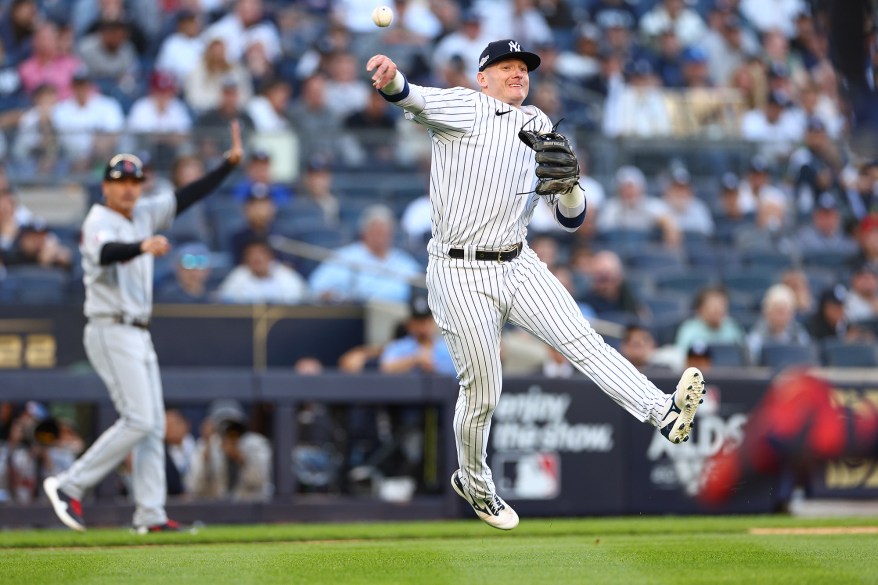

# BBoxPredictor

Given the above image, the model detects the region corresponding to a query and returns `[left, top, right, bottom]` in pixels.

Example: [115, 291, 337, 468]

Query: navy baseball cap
[478, 39, 541, 72]
[104, 153, 145, 181]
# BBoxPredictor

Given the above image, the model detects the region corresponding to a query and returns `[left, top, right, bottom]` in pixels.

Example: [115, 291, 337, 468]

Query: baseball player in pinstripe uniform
[43, 122, 243, 533]
[368, 41, 705, 530]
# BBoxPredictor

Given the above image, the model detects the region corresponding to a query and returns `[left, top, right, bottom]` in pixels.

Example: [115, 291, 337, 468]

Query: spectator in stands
[602, 57, 672, 138]
[806, 285, 874, 342]
[741, 0, 805, 38]
[841, 160, 878, 229]
[740, 89, 803, 154]
[231, 150, 292, 207]
[530, 148, 605, 238]
[480, 0, 553, 49]
[780, 268, 814, 317]
[309, 204, 422, 303]
[789, 117, 843, 215]
[73, 0, 157, 55]
[620, 324, 663, 372]
[734, 194, 795, 253]
[661, 165, 714, 237]
[685, 341, 713, 376]
[675, 285, 745, 351]
[555, 23, 601, 83]
[540, 345, 575, 378]
[529, 235, 560, 271]
[164, 409, 195, 497]
[400, 192, 430, 247]
[855, 214, 878, 273]
[1, 221, 73, 269]
[11, 83, 63, 174]
[217, 237, 308, 304]
[297, 154, 340, 227]
[187, 399, 273, 502]
[202, 0, 281, 66]
[76, 18, 139, 88]
[0, 185, 36, 254]
[53, 67, 125, 173]
[737, 154, 790, 217]
[0, 0, 39, 68]
[702, 13, 759, 87]
[379, 293, 455, 376]
[230, 184, 279, 263]
[288, 73, 344, 162]
[155, 10, 204, 86]
[794, 192, 858, 254]
[126, 70, 192, 156]
[679, 45, 713, 89]
[844, 264, 878, 324]
[341, 89, 398, 168]
[323, 51, 371, 119]
[597, 166, 680, 248]
[713, 172, 755, 225]
[640, 0, 707, 47]
[245, 77, 293, 133]
[787, 82, 845, 140]
[156, 242, 215, 304]
[651, 27, 685, 88]
[581, 250, 645, 321]
[746, 283, 812, 365]
[194, 76, 255, 160]
[432, 9, 487, 80]
[17, 21, 82, 100]
[184, 36, 252, 115]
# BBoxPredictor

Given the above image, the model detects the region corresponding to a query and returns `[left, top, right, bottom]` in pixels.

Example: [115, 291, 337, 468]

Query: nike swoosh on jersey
[495, 109, 512, 116]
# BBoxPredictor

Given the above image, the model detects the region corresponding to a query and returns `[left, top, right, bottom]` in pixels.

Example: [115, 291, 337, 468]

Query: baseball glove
[518, 124, 580, 196]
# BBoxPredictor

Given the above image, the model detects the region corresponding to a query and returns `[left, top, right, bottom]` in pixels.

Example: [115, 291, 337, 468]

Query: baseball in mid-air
[372, 5, 394, 27]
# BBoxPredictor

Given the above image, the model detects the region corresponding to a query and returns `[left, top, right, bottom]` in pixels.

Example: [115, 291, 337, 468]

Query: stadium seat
[708, 343, 748, 367]
[740, 249, 794, 271]
[821, 340, 878, 367]
[802, 249, 858, 271]
[653, 270, 715, 296]
[4, 267, 70, 305]
[624, 247, 686, 272]
[759, 343, 820, 370]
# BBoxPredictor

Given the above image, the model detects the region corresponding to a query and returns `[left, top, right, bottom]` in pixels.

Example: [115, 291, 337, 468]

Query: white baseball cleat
[43, 476, 86, 532]
[659, 367, 706, 444]
[451, 470, 519, 530]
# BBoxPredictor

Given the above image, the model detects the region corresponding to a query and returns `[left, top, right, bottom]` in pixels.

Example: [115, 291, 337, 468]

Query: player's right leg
[427, 258, 518, 529]
[45, 324, 160, 531]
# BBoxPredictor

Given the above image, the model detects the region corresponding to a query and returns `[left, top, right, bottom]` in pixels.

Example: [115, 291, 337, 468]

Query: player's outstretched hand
[141, 235, 171, 257]
[366, 54, 398, 90]
[225, 119, 244, 166]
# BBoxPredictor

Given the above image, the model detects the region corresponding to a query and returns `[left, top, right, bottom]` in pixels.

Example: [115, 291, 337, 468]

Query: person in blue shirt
[309, 204, 422, 303]
[380, 293, 456, 376]
[231, 150, 293, 206]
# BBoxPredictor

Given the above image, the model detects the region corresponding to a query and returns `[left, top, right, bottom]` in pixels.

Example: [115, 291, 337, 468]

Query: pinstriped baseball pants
[428, 246, 668, 499]
[57, 323, 167, 527]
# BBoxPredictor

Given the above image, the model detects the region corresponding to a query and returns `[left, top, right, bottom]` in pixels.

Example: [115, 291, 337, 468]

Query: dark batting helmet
[104, 153, 145, 182]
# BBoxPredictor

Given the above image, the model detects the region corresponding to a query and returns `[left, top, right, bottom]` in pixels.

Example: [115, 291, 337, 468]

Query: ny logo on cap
[508, 41, 521, 52]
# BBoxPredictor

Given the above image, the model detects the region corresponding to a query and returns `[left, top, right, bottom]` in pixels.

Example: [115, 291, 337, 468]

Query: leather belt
[90, 315, 150, 329]
[448, 243, 522, 263]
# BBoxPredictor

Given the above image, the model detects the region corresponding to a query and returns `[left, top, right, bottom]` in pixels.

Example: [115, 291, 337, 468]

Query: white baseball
[372, 5, 394, 27]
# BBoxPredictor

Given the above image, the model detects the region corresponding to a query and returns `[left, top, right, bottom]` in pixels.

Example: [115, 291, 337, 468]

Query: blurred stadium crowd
[0, 0, 876, 373]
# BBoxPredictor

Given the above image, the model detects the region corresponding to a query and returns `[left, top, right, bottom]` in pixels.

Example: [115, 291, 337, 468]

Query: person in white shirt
[323, 51, 371, 119]
[661, 166, 714, 237]
[432, 10, 490, 80]
[127, 71, 192, 136]
[245, 78, 293, 132]
[740, 89, 803, 145]
[218, 237, 309, 304]
[53, 69, 125, 170]
[202, 0, 281, 64]
[155, 10, 205, 86]
[597, 165, 680, 247]
[640, 0, 707, 47]
[602, 58, 672, 138]
[740, 0, 806, 38]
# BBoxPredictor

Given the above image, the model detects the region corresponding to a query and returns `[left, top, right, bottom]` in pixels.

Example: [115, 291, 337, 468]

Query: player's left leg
[130, 335, 170, 531]
[507, 249, 704, 441]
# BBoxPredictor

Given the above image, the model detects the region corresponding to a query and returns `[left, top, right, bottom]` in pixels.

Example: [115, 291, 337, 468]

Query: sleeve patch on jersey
[381, 78, 410, 103]
[555, 206, 586, 229]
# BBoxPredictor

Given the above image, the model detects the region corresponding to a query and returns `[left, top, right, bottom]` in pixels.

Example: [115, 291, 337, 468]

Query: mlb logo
[494, 452, 560, 499]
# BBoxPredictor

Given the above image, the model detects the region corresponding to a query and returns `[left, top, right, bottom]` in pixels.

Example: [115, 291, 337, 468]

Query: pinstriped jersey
[80, 192, 176, 320]
[405, 85, 558, 250]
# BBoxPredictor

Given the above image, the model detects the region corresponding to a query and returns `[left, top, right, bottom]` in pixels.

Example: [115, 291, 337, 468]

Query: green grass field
[2, 516, 877, 584]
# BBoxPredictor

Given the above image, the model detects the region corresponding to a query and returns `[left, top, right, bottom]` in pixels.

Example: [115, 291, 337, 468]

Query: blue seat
[708, 343, 747, 367]
[821, 340, 878, 367]
[740, 249, 794, 271]
[4, 267, 70, 305]
[802, 249, 858, 271]
[653, 270, 715, 296]
[759, 343, 820, 370]
[624, 247, 686, 272]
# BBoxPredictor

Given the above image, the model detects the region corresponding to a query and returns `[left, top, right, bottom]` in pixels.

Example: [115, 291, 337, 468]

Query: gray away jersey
[80, 191, 176, 320]
[405, 85, 557, 249]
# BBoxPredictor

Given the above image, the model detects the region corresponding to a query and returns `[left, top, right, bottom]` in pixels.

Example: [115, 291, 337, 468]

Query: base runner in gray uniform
[43, 122, 243, 533]
[368, 41, 706, 530]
